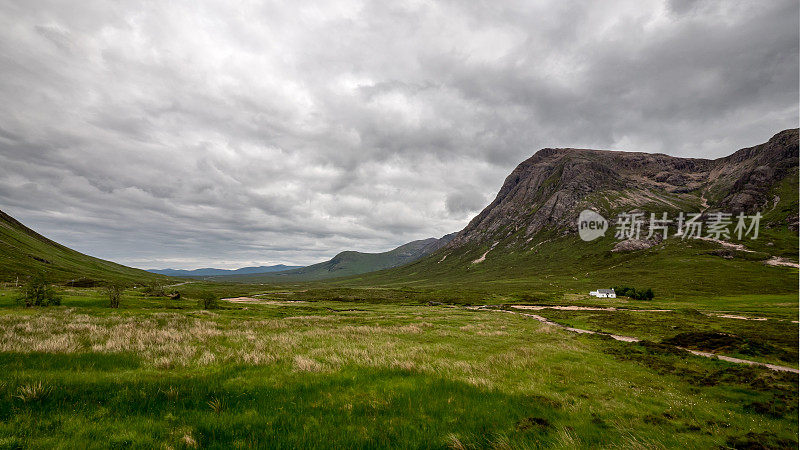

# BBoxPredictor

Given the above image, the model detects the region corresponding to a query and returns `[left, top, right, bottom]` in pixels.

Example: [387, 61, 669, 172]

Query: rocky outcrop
[712, 129, 799, 213]
[612, 239, 656, 252]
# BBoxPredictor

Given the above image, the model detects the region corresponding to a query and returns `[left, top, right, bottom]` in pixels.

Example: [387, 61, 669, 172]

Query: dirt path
[510, 305, 671, 313]
[223, 297, 307, 304]
[508, 304, 792, 323]
[683, 349, 797, 373]
[480, 307, 799, 374]
[491, 308, 640, 342]
[712, 313, 769, 321]
[696, 236, 752, 252]
[696, 237, 799, 268]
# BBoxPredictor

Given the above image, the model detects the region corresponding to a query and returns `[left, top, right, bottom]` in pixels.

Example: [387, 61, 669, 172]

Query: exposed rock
[611, 239, 656, 252]
[709, 249, 735, 259]
[765, 257, 800, 268]
[655, 172, 689, 186]
[713, 129, 799, 213]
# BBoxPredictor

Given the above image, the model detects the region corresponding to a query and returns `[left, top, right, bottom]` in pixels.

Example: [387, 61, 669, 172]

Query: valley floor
[0, 287, 796, 448]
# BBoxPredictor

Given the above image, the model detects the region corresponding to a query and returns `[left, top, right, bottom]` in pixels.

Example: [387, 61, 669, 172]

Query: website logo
[578, 210, 608, 241]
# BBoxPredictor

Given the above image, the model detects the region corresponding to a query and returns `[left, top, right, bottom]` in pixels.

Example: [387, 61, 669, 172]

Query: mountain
[349, 129, 798, 297]
[447, 128, 799, 250]
[0, 210, 166, 285]
[213, 233, 457, 282]
[147, 264, 303, 277]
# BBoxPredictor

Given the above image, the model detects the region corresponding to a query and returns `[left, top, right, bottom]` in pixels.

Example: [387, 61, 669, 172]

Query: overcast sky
[0, 0, 797, 269]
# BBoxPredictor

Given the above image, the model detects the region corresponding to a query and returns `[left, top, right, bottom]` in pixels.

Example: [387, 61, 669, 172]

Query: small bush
[613, 286, 654, 300]
[17, 273, 61, 307]
[104, 283, 125, 308]
[199, 293, 219, 310]
[726, 432, 797, 450]
[142, 282, 167, 297]
[69, 278, 100, 288]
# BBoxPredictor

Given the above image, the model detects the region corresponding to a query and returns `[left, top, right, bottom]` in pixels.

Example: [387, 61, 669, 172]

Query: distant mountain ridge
[147, 265, 303, 277]
[209, 233, 457, 282]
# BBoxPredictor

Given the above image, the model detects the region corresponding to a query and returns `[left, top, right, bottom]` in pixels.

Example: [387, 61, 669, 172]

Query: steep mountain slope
[148, 264, 302, 277]
[215, 233, 456, 282]
[448, 129, 798, 250]
[344, 129, 798, 297]
[0, 210, 166, 285]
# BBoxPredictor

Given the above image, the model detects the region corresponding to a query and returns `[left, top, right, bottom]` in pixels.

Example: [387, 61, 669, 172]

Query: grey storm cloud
[446, 190, 489, 218]
[0, 0, 796, 269]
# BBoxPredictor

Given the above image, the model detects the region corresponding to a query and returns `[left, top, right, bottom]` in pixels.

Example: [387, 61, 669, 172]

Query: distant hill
[147, 265, 303, 277]
[0, 210, 166, 285]
[348, 129, 799, 297]
[211, 233, 457, 282]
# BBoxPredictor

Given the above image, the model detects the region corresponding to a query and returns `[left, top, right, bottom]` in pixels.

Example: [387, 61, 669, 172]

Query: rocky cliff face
[712, 129, 799, 213]
[447, 129, 798, 250]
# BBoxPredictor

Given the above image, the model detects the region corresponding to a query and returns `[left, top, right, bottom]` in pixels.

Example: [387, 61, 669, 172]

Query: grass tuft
[207, 396, 225, 414]
[14, 382, 50, 403]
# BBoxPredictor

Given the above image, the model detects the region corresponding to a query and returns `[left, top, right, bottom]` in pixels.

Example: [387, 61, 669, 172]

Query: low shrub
[17, 273, 61, 307]
[104, 283, 125, 308]
[141, 282, 167, 297]
[199, 293, 219, 310]
[613, 286, 654, 300]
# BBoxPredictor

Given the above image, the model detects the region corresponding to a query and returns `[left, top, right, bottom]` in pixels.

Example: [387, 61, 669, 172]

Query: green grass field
[0, 286, 796, 448]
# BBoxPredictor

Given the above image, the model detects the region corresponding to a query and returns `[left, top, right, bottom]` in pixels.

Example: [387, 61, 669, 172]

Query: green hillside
[0, 210, 166, 285]
[209, 234, 455, 282]
[323, 140, 799, 301]
[341, 228, 796, 299]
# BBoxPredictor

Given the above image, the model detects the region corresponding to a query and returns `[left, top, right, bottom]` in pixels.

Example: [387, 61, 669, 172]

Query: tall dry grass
[0, 306, 574, 390]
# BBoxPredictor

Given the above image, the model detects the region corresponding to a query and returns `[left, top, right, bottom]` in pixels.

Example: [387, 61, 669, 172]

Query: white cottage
[590, 289, 616, 298]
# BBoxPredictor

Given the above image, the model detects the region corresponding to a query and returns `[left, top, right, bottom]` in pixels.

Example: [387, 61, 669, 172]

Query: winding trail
[695, 236, 799, 268]
[510, 305, 671, 313]
[223, 297, 307, 304]
[683, 349, 798, 373]
[508, 304, 793, 323]
[478, 306, 799, 374]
